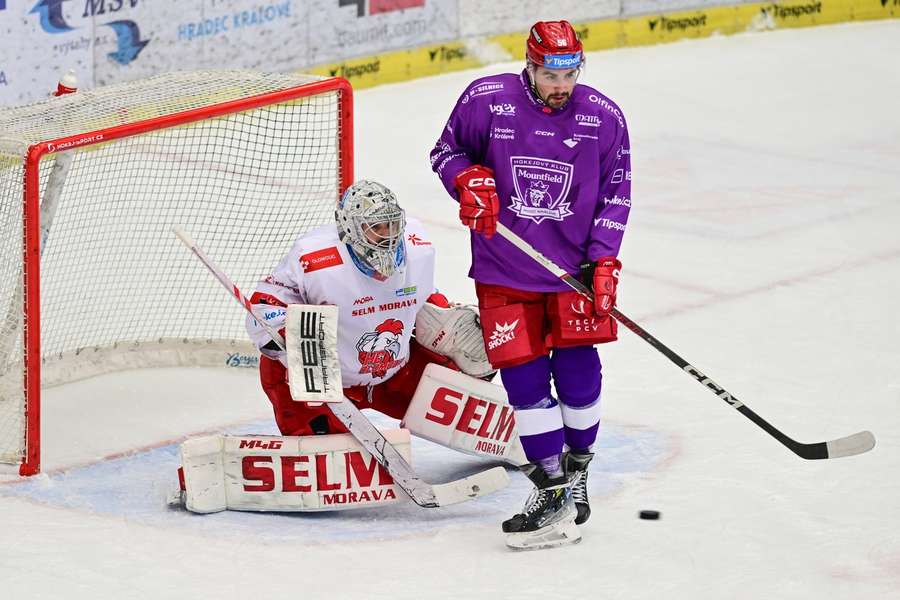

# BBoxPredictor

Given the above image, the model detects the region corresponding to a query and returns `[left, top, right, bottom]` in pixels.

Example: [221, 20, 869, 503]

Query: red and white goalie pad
[402, 363, 526, 466]
[179, 430, 410, 513]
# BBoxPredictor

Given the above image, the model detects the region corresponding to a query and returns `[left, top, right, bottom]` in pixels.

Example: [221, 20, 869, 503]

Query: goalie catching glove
[415, 302, 495, 379]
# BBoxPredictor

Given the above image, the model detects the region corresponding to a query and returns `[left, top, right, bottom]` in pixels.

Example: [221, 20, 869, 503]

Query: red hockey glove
[591, 257, 622, 317]
[454, 165, 500, 238]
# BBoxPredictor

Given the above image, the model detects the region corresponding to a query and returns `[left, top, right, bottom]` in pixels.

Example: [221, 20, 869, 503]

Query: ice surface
[1, 20, 899, 599]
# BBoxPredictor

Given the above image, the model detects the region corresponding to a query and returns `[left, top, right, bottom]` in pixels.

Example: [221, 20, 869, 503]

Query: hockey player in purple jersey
[430, 20, 631, 549]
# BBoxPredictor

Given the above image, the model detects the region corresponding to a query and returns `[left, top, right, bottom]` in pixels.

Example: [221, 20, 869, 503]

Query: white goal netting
[0, 71, 350, 472]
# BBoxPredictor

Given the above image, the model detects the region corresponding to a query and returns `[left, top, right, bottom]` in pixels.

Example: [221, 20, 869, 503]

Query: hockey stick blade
[493, 223, 877, 461]
[431, 467, 510, 507]
[816, 430, 876, 460]
[174, 225, 511, 507]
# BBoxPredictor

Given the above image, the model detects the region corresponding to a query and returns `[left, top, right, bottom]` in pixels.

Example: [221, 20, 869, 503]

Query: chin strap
[524, 65, 547, 106]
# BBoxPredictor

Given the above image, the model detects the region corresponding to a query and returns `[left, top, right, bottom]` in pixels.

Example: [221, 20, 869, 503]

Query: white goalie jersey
[246, 218, 436, 387]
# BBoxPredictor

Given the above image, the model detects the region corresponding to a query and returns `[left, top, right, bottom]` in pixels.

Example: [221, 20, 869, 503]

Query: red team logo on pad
[299, 247, 343, 273]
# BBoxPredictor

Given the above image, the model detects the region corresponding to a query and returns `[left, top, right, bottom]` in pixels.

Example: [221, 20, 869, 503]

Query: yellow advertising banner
[303, 0, 897, 91]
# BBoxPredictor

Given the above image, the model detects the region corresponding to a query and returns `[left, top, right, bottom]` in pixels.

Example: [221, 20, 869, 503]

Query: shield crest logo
[508, 156, 574, 223]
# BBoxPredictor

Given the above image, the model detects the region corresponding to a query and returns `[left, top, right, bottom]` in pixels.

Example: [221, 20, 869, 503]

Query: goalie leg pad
[179, 431, 412, 513]
[402, 363, 527, 466]
[181, 435, 227, 514]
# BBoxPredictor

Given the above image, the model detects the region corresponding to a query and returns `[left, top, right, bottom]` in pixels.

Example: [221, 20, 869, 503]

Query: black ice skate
[502, 463, 580, 550]
[565, 450, 594, 525]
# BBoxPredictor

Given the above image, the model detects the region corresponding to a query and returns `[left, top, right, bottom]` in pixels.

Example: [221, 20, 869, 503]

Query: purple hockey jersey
[430, 71, 631, 292]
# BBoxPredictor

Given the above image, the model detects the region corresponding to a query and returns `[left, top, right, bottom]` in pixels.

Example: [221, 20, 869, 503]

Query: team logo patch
[300, 247, 343, 273]
[508, 156, 574, 224]
[570, 299, 589, 315]
[250, 291, 287, 307]
[357, 318, 405, 378]
[407, 233, 431, 246]
[544, 52, 581, 69]
[489, 103, 516, 117]
[487, 320, 518, 350]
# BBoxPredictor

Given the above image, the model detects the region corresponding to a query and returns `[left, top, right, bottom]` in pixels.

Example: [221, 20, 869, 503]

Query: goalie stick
[494, 222, 875, 461]
[172, 225, 509, 507]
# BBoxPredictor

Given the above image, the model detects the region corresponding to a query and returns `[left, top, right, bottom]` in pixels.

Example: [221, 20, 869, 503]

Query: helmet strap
[525, 63, 547, 106]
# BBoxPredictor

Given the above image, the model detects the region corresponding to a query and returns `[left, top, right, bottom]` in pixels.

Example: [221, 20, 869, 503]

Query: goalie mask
[336, 180, 407, 279]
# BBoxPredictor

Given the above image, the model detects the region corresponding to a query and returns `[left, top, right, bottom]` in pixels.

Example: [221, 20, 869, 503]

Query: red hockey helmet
[526, 21, 583, 70]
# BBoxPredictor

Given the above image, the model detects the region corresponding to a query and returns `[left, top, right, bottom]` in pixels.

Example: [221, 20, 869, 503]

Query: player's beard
[545, 92, 570, 108]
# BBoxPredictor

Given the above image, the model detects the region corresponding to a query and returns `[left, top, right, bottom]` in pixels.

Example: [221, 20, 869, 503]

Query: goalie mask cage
[0, 72, 353, 476]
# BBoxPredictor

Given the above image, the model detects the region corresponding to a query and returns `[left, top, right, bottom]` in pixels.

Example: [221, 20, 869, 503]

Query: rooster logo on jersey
[357, 318, 405, 378]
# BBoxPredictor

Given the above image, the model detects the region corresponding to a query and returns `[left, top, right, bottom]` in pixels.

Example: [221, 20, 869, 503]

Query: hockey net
[0, 71, 353, 475]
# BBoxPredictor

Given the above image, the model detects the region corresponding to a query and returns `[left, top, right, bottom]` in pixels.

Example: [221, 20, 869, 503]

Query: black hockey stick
[173, 226, 509, 507]
[494, 223, 875, 460]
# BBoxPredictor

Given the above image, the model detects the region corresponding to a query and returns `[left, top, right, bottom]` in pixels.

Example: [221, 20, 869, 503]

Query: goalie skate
[503, 464, 581, 551]
[166, 466, 187, 509]
[166, 489, 186, 510]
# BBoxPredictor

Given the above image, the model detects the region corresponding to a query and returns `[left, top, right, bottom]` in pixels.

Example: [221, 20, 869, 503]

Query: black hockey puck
[639, 510, 661, 520]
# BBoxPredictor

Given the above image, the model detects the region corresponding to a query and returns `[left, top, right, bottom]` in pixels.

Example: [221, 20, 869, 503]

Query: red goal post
[0, 72, 354, 476]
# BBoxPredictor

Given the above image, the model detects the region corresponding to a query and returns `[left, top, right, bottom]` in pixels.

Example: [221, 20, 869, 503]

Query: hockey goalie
[175, 180, 526, 514]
